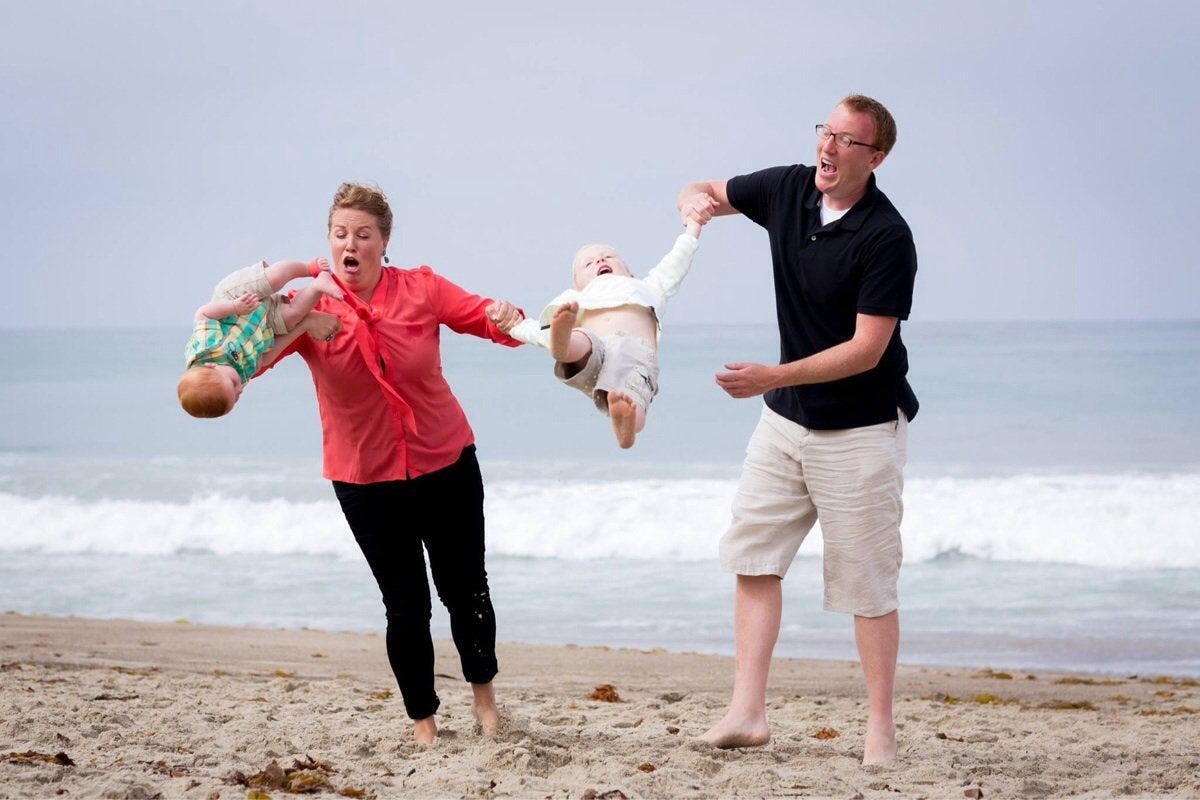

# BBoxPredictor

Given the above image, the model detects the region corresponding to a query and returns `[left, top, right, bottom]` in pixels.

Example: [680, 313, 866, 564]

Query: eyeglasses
[815, 124, 879, 151]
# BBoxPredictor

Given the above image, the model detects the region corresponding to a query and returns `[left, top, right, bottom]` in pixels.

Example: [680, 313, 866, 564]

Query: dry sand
[1, 612, 1197, 799]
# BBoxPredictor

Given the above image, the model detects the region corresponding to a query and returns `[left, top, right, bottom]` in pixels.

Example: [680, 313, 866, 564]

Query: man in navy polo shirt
[677, 94, 917, 764]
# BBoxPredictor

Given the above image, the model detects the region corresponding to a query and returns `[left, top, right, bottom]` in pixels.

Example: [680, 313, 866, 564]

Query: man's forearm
[774, 338, 885, 388]
[676, 181, 713, 207]
[677, 179, 736, 217]
[775, 315, 896, 387]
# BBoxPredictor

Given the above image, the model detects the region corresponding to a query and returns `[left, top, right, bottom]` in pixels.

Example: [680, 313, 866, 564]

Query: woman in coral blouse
[266, 182, 524, 744]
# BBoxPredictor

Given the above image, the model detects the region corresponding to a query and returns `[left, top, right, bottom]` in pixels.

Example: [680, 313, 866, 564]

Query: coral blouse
[267, 266, 521, 483]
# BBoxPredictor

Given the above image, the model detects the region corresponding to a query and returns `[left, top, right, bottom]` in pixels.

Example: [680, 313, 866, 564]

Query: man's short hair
[841, 94, 897, 155]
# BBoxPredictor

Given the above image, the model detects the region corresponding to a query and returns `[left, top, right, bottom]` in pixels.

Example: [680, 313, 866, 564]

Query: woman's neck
[353, 271, 382, 304]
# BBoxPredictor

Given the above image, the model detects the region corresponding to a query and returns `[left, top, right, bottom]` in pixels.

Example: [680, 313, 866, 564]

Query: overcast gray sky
[4, 1, 1197, 328]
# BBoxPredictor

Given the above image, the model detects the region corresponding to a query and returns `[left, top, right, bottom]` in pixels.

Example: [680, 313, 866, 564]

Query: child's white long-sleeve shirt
[508, 233, 699, 348]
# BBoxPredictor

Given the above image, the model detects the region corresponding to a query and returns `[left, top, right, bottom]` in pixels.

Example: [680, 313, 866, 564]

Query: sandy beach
[1, 613, 1197, 799]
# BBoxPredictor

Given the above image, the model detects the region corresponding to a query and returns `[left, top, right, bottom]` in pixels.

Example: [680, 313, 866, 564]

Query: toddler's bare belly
[578, 305, 658, 347]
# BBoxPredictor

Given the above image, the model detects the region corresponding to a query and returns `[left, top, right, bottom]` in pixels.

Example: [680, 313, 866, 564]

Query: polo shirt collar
[805, 171, 880, 231]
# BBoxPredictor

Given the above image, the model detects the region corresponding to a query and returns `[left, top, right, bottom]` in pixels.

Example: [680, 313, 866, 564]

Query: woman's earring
[383, 252, 389, 264]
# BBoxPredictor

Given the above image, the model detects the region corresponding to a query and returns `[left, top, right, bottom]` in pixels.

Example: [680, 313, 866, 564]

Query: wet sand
[2, 612, 1197, 798]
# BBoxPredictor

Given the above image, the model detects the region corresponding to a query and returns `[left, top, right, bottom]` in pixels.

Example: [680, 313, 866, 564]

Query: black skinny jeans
[332, 445, 498, 720]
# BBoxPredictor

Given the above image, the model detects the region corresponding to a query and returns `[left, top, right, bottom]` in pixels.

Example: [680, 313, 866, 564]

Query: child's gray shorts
[554, 329, 660, 413]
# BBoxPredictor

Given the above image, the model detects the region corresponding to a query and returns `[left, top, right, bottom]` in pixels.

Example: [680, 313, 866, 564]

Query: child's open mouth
[597, 266, 612, 276]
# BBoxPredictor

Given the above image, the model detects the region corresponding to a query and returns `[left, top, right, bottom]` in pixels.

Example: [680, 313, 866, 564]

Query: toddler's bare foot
[312, 270, 344, 300]
[549, 302, 579, 362]
[862, 718, 896, 765]
[696, 711, 770, 749]
[608, 392, 637, 449]
[232, 292, 260, 316]
[412, 716, 437, 745]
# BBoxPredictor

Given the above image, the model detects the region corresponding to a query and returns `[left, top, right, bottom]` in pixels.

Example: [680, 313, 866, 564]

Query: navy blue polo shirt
[727, 164, 918, 430]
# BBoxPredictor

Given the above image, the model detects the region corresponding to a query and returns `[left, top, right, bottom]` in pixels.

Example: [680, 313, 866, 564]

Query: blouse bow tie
[325, 270, 417, 435]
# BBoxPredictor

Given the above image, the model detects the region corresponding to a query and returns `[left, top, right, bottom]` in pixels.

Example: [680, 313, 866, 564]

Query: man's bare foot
[697, 712, 770, 749]
[412, 716, 437, 745]
[608, 392, 637, 449]
[312, 271, 344, 300]
[472, 682, 501, 736]
[861, 718, 896, 765]
[549, 303, 579, 362]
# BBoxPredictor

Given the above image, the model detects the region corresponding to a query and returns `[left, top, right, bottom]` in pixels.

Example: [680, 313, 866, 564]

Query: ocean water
[1, 321, 1198, 677]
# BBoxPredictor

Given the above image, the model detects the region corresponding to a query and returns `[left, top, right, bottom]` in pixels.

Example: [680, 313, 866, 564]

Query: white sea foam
[3, 493, 355, 558]
[902, 473, 1200, 568]
[2, 472, 1198, 569]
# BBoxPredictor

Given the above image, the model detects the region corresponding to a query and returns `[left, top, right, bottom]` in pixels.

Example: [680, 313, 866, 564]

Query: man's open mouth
[821, 159, 837, 174]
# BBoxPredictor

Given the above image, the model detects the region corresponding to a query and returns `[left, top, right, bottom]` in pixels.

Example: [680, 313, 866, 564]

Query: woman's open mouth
[343, 257, 360, 273]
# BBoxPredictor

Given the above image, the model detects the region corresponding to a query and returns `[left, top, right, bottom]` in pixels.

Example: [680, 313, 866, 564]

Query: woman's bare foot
[861, 718, 896, 765]
[312, 270, 344, 299]
[412, 716, 437, 745]
[549, 303, 579, 361]
[471, 682, 500, 736]
[607, 392, 638, 448]
[697, 711, 770, 749]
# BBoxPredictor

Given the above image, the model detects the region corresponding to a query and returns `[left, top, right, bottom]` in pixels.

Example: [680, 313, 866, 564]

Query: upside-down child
[177, 258, 342, 418]
[489, 209, 710, 448]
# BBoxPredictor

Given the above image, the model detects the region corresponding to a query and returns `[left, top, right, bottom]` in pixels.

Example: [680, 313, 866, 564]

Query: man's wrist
[775, 362, 802, 390]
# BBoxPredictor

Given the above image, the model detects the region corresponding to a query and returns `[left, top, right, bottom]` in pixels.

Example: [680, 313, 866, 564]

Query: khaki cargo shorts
[719, 404, 908, 617]
[554, 330, 660, 413]
[212, 260, 288, 334]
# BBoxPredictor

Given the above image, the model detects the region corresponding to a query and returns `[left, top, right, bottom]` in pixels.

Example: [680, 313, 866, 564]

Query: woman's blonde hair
[177, 367, 233, 418]
[328, 182, 393, 240]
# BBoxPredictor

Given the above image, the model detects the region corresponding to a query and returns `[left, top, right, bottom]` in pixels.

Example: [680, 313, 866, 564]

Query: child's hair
[571, 243, 613, 272]
[177, 367, 234, 418]
[328, 182, 394, 240]
[571, 242, 625, 290]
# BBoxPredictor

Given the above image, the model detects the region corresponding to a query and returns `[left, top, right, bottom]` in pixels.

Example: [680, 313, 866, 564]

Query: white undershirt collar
[819, 198, 849, 226]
